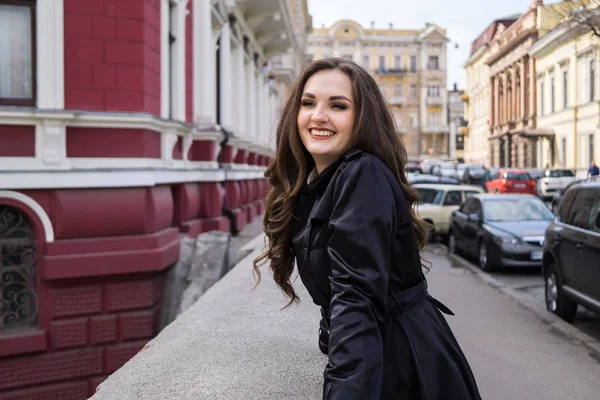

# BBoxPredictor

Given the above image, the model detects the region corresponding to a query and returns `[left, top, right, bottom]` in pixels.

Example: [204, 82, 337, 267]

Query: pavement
[92, 233, 600, 400]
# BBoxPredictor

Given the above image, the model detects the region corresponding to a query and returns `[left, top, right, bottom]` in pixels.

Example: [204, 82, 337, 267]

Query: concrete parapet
[91, 234, 324, 400]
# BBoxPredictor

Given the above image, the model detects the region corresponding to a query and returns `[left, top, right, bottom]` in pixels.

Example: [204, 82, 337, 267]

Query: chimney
[371, 21, 375, 29]
[389, 22, 393, 30]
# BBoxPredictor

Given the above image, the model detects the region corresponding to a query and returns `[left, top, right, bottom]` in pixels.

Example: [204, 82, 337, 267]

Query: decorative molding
[0, 190, 55, 243]
[37, 0, 64, 109]
[0, 169, 228, 190]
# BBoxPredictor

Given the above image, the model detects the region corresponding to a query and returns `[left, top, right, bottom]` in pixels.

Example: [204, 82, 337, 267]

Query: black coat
[291, 149, 481, 400]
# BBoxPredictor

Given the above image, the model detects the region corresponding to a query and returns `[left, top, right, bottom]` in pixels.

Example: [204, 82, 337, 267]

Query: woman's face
[297, 69, 355, 173]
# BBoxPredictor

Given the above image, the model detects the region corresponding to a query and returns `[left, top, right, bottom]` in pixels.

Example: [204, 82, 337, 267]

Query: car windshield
[505, 172, 531, 180]
[546, 170, 574, 177]
[483, 198, 554, 222]
[417, 188, 444, 205]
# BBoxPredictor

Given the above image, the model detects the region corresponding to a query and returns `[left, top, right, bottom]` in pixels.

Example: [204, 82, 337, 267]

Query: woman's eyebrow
[301, 92, 352, 103]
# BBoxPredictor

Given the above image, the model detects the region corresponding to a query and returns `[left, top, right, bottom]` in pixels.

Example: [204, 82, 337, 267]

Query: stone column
[235, 44, 246, 137]
[529, 56, 536, 120]
[520, 59, 526, 120]
[246, 61, 257, 141]
[219, 22, 233, 131]
[512, 68, 518, 121]
[194, 0, 215, 123]
[354, 40, 362, 64]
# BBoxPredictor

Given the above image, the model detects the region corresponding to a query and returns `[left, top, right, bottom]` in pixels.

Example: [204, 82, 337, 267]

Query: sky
[307, 0, 559, 90]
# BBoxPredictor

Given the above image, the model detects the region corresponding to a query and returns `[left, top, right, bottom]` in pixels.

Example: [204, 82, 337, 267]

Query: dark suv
[542, 182, 600, 322]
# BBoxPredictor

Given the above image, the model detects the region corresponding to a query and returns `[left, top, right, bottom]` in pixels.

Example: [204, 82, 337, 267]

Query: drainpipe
[574, 38, 579, 170]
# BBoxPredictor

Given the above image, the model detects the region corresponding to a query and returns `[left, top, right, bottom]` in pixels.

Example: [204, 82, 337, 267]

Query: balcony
[376, 68, 408, 75]
[421, 125, 448, 133]
[388, 96, 407, 106]
[426, 97, 443, 106]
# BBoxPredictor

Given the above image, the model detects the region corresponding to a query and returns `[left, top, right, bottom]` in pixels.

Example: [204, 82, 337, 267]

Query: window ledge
[0, 329, 47, 357]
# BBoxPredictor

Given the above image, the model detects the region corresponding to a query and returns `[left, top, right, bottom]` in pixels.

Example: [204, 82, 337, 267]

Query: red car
[485, 169, 536, 194]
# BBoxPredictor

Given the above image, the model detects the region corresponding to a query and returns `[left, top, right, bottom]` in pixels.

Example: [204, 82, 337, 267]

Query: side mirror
[468, 213, 480, 223]
[595, 210, 600, 230]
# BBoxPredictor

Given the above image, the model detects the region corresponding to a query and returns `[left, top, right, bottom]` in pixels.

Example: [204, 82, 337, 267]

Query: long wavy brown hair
[253, 57, 429, 306]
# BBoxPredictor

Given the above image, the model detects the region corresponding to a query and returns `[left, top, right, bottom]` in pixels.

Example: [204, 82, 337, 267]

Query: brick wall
[64, 0, 161, 114]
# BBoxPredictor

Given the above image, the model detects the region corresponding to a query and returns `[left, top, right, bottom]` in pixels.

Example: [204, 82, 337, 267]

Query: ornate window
[0, 1, 36, 106]
[1, 205, 38, 331]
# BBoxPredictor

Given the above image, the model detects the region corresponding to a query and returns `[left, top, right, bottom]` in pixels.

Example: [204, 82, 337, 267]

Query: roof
[413, 184, 484, 191]
[469, 15, 520, 56]
[473, 193, 539, 200]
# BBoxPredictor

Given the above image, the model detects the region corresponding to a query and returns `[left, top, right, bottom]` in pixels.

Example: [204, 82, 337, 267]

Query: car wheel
[545, 262, 577, 322]
[448, 232, 458, 255]
[478, 242, 494, 272]
[494, 189, 500, 194]
[425, 221, 435, 244]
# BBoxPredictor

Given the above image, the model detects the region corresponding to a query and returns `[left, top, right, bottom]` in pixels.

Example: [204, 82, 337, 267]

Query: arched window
[0, 205, 38, 331]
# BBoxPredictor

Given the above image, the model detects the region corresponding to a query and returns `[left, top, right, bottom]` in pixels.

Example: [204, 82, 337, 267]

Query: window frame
[0, 0, 37, 107]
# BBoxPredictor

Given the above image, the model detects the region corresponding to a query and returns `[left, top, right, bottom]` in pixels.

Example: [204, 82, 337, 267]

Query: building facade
[487, 0, 584, 168]
[461, 16, 519, 166]
[306, 20, 450, 160]
[530, 4, 600, 170]
[448, 84, 465, 161]
[0, 0, 307, 398]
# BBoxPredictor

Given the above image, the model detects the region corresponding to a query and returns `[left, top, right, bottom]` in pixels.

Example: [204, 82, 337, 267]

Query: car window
[472, 199, 482, 217]
[568, 188, 596, 229]
[558, 189, 577, 224]
[546, 170, 575, 177]
[463, 190, 480, 199]
[417, 188, 444, 205]
[491, 171, 500, 179]
[459, 198, 475, 214]
[443, 191, 462, 206]
[482, 198, 554, 222]
[587, 189, 600, 233]
[505, 172, 531, 180]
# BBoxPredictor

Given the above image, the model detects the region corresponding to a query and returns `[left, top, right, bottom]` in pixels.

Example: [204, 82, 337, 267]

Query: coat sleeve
[324, 158, 397, 399]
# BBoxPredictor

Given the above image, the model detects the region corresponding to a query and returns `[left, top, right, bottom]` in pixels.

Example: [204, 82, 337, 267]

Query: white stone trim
[193, 0, 216, 125]
[0, 169, 227, 190]
[68, 158, 167, 169]
[160, 0, 170, 118]
[0, 190, 55, 243]
[224, 169, 267, 181]
[219, 22, 233, 132]
[37, 0, 64, 109]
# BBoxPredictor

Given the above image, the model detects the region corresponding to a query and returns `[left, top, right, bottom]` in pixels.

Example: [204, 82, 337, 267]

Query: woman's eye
[332, 103, 347, 110]
[301, 100, 314, 106]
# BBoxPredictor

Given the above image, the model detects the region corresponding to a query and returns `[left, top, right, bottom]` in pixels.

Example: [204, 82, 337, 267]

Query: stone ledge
[91, 241, 324, 400]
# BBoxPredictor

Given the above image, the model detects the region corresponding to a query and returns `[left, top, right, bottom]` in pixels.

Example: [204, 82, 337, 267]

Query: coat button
[303, 247, 308, 260]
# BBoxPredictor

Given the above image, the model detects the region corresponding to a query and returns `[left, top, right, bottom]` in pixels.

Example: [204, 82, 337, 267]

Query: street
[422, 244, 600, 400]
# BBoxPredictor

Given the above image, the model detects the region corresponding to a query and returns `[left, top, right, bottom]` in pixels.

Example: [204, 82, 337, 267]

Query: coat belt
[320, 281, 454, 332]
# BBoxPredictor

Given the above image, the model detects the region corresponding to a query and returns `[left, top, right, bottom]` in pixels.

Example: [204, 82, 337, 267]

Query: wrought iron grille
[0, 205, 38, 331]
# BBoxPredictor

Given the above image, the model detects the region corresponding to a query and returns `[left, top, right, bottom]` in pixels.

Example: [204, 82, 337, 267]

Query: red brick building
[0, 0, 307, 397]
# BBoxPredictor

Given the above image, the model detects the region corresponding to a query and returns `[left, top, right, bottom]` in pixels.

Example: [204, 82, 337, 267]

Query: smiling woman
[254, 58, 481, 400]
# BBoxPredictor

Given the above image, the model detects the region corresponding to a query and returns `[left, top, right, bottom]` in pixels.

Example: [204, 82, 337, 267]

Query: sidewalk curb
[449, 252, 600, 358]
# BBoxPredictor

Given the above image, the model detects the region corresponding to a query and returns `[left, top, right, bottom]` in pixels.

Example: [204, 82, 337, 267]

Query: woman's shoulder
[336, 149, 396, 184]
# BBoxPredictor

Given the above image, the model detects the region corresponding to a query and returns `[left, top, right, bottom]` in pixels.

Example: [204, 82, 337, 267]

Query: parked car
[458, 164, 486, 185]
[484, 169, 536, 195]
[537, 169, 577, 201]
[543, 181, 600, 322]
[550, 179, 582, 213]
[436, 162, 460, 179]
[408, 173, 460, 185]
[420, 160, 443, 175]
[415, 184, 484, 242]
[526, 168, 544, 182]
[406, 159, 422, 173]
[448, 194, 554, 271]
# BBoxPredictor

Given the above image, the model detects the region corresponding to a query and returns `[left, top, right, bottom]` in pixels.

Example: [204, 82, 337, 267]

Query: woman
[254, 58, 481, 399]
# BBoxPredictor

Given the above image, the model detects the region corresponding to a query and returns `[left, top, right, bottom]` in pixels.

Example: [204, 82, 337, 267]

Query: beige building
[529, 4, 600, 171]
[306, 20, 450, 159]
[461, 16, 519, 166]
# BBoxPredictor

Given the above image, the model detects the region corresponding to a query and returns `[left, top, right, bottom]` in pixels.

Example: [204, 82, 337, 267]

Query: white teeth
[311, 129, 335, 137]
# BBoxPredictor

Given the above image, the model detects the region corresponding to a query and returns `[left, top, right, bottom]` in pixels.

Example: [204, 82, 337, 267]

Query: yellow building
[530, 4, 600, 171]
[306, 20, 450, 160]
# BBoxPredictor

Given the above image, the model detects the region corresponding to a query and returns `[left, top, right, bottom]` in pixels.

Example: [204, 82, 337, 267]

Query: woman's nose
[311, 109, 329, 123]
